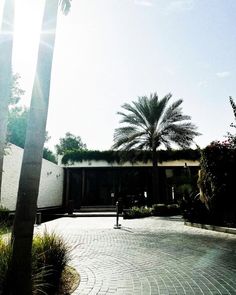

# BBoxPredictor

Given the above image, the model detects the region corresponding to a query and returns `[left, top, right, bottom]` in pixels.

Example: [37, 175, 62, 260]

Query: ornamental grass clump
[0, 232, 71, 295]
[32, 231, 70, 295]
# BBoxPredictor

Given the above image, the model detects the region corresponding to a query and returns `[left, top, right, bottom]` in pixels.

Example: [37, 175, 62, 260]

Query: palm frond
[229, 96, 236, 121]
[150, 93, 171, 127]
[161, 99, 187, 125]
[121, 102, 148, 128]
[59, 0, 72, 15]
[113, 92, 200, 152]
[117, 112, 147, 131]
[113, 127, 147, 150]
[161, 122, 200, 148]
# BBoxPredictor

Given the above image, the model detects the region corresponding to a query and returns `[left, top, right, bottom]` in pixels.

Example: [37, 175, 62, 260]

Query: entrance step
[77, 206, 116, 212]
[69, 212, 117, 217]
[43, 211, 118, 219]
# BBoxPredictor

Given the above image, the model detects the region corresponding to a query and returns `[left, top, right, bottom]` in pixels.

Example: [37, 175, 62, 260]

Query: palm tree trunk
[152, 149, 159, 204]
[0, 0, 15, 200]
[9, 1, 59, 294]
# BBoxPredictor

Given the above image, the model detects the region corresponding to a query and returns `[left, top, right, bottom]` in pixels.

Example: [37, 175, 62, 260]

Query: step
[77, 206, 116, 212]
[47, 212, 119, 218]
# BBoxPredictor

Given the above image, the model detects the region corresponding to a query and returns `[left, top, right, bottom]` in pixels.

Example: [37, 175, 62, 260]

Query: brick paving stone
[35, 216, 236, 295]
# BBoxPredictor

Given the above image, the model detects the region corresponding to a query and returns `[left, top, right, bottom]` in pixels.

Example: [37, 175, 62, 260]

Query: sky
[1, 0, 236, 151]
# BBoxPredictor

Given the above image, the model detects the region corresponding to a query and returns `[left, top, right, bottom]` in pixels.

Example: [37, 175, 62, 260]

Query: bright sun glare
[0, 0, 46, 105]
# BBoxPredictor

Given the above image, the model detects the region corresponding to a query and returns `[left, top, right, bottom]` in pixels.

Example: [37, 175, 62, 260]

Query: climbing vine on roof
[61, 149, 200, 165]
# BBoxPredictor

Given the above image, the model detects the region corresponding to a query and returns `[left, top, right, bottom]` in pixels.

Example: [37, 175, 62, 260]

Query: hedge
[198, 141, 236, 226]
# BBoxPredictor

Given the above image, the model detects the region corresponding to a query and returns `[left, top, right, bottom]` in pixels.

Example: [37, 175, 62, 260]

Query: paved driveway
[35, 216, 236, 295]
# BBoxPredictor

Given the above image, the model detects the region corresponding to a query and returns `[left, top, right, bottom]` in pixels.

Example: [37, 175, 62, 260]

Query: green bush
[180, 193, 209, 223]
[198, 141, 236, 226]
[0, 232, 70, 295]
[123, 206, 152, 219]
[152, 204, 167, 216]
[167, 204, 181, 215]
[151, 204, 180, 216]
[123, 204, 181, 219]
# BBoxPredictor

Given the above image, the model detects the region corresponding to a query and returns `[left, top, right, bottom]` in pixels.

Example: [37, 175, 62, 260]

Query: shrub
[32, 231, 70, 295]
[198, 141, 236, 226]
[1, 232, 70, 295]
[167, 204, 181, 215]
[123, 204, 181, 219]
[152, 204, 167, 216]
[123, 206, 152, 219]
[180, 192, 210, 224]
[151, 204, 180, 216]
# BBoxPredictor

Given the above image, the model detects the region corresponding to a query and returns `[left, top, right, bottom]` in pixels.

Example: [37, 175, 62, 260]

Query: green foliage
[166, 204, 180, 215]
[9, 73, 25, 106]
[6, 73, 26, 148]
[1, 232, 70, 295]
[152, 204, 167, 216]
[43, 147, 57, 164]
[198, 141, 236, 226]
[112, 92, 200, 152]
[123, 206, 152, 219]
[7, 106, 28, 148]
[123, 204, 180, 219]
[62, 148, 200, 165]
[6, 76, 57, 163]
[152, 203, 180, 216]
[180, 192, 209, 224]
[56, 132, 87, 155]
[0, 238, 12, 294]
[32, 231, 70, 295]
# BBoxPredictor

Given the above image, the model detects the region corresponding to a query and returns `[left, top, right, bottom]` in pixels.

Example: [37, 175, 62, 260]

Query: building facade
[1, 146, 200, 211]
[62, 158, 200, 209]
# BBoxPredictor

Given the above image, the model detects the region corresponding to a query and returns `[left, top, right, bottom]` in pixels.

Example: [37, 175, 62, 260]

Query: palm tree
[0, 0, 15, 200]
[113, 93, 200, 203]
[8, 1, 71, 294]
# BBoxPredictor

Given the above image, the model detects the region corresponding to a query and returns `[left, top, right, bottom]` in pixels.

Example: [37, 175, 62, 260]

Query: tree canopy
[7, 74, 56, 162]
[55, 132, 87, 155]
[113, 93, 200, 153]
[8, 106, 28, 148]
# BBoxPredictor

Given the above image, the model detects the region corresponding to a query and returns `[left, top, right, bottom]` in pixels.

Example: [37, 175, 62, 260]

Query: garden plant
[0, 231, 72, 295]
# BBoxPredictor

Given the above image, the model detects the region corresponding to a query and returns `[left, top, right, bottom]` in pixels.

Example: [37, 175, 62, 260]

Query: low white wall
[0, 144, 64, 211]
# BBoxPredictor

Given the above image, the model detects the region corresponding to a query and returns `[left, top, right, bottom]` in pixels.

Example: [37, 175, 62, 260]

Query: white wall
[0, 144, 64, 211]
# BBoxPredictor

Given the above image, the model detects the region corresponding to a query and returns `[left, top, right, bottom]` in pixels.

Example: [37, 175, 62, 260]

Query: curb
[184, 221, 236, 235]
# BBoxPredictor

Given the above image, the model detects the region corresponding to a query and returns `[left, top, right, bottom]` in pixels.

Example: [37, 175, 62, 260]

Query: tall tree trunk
[0, 0, 15, 201]
[152, 149, 159, 204]
[9, 1, 59, 294]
